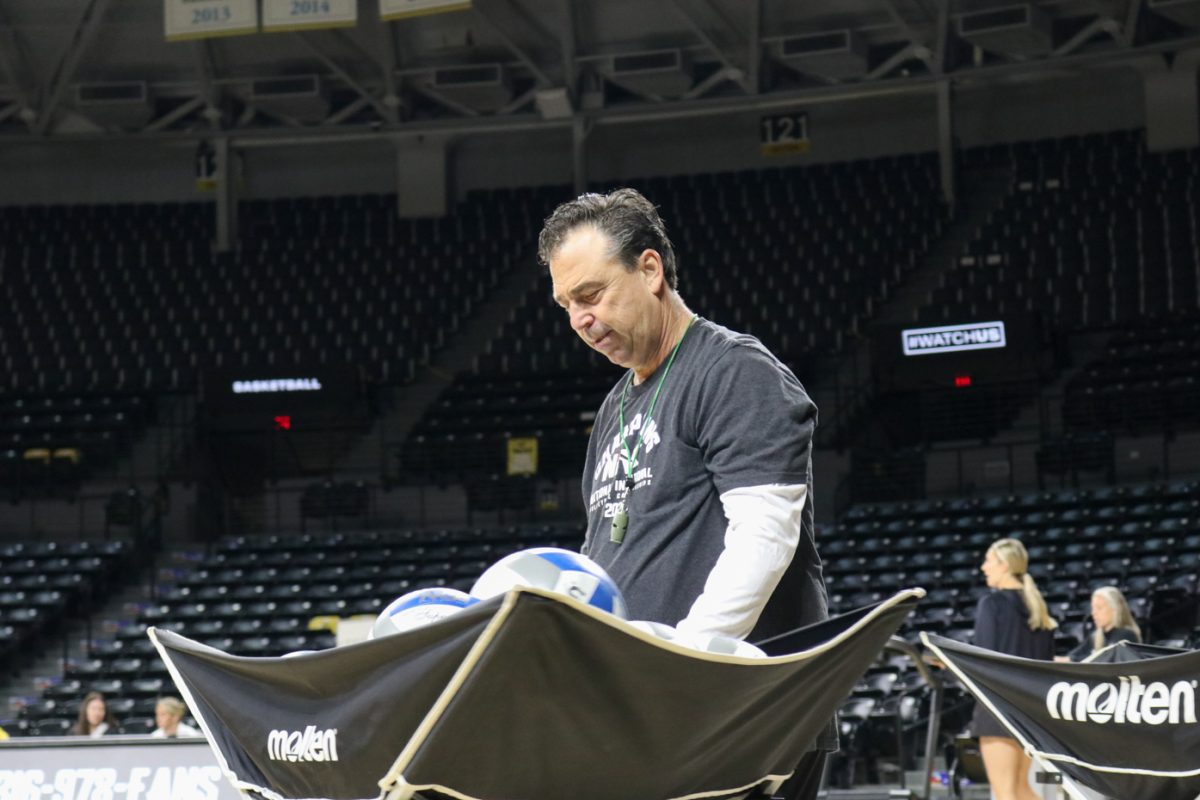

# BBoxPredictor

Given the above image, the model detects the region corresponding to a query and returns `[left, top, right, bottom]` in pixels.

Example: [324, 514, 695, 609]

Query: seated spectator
[150, 697, 201, 738]
[69, 691, 119, 737]
[1063, 586, 1142, 662]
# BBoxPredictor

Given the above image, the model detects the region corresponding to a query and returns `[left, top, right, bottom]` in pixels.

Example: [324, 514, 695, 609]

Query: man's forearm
[676, 483, 807, 639]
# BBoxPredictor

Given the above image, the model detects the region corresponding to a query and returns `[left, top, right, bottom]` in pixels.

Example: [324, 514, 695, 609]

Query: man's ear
[638, 249, 665, 294]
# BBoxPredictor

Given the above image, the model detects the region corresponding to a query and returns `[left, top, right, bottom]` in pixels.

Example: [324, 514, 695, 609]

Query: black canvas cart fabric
[152, 588, 921, 800]
[1084, 641, 1190, 664]
[923, 633, 1200, 800]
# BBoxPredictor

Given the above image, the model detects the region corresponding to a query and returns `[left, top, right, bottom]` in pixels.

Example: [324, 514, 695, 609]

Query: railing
[881, 636, 944, 800]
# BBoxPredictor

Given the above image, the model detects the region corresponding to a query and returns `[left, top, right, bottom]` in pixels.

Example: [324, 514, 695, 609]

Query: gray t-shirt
[581, 317, 828, 643]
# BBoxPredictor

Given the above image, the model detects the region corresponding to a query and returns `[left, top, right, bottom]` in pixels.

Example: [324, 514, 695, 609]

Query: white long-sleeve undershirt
[675, 482, 808, 641]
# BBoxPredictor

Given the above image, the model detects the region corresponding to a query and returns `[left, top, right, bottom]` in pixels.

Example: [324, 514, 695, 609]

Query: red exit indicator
[954, 375, 972, 388]
[274, 415, 292, 430]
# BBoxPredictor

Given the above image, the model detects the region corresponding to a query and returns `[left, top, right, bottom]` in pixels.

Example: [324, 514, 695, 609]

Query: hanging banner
[380, 0, 471, 22]
[164, 0, 258, 41]
[923, 633, 1200, 800]
[152, 588, 920, 800]
[262, 0, 357, 32]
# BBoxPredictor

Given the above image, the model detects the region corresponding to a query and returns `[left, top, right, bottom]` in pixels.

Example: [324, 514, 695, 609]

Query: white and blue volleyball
[371, 587, 479, 639]
[470, 547, 627, 618]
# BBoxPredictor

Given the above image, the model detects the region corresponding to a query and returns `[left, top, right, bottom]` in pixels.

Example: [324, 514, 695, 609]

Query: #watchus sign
[902, 321, 1007, 356]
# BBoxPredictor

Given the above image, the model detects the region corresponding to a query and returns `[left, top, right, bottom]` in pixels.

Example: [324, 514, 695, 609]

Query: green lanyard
[611, 315, 697, 544]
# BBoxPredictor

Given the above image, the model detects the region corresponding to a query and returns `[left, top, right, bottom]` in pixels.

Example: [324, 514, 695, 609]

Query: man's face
[548, 226, 664, 371]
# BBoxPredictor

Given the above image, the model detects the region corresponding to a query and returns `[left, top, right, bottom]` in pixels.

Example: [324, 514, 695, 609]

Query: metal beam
[143, 95, 205, 133]
[323, 95, 371, 126]
[1053, 17, 1120, 57]
[297, 32, 392, 120]
[691, 0, 747, 52]
[572, 115, 589, 195]
[866, 43, 921, 81]
[682, 66, 740, 100]
[411, 83, 482, 117]
[192, 40, 223, 129]
[471, 2, 553, 87]
[493, 0, 562, 57]
[374, 22, 401, 122]
[666, 0, 749, 92]
[214, 136, 236, 253]
[251, 105, 306, 128]
[933, 0, 950, 76]
[9, 28, 1200, 148]
[497, 86, 538, 115]
[937, 79, 954, 207]
[0, 0, 34, 114]
[881, 0, 924, 49]
[560, 0, 577, 101]
[328, 28, 387, 73]
[748, 0, 762, 93]
[35, 0, 112, 135]
[1122, 0, 1143, 48]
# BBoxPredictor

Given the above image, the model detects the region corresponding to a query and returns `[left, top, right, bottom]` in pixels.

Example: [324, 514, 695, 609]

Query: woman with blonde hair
[150, 696, 201, 738]
[1064, 586, 1141, 661]
[973, 538, 1057, 800]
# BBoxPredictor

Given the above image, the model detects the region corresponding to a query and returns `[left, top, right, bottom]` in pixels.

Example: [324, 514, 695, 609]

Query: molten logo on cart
[267, 726, 340, 762]
[1046, 677, 1198, 725]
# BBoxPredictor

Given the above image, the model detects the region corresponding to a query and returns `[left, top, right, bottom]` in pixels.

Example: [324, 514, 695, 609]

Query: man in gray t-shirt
[539, 188, 833, 800]
[580, 316, 826, 643]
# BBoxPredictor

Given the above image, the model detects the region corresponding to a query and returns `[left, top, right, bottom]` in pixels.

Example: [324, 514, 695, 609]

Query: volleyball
[371, 587, 479, 639]
[470, 547, 627, 618]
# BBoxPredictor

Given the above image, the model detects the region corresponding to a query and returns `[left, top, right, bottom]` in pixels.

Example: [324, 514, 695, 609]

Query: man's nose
[568, 305, 592, 333]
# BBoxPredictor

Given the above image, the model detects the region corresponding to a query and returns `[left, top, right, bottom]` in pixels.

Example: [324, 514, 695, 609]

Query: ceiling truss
[0, 0, 1194, 145]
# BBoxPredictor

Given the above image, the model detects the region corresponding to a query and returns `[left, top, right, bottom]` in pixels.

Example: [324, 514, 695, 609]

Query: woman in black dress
[973, 538, 1057, 800]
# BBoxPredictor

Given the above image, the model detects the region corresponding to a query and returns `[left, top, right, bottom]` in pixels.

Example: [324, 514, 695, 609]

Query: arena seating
[402, 155, 949, 480]
[826, 478, 1200, 774]
[831, 480, 1200, 637]
[0, 539, 136, 735]
[927, 130, 1200, 328]
[13, 475, 1200, 744]
[0, 394, 152, 493]
[1063, 312, 1200, 433]
[0, 190, 540, 394]
[13, 523, 583, 735]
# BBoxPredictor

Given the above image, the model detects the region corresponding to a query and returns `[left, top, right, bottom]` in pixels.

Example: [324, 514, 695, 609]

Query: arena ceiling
[0, 0, 1195, 143]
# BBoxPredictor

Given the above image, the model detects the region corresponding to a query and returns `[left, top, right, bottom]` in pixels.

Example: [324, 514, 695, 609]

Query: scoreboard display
[200, 365, 366, 432]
